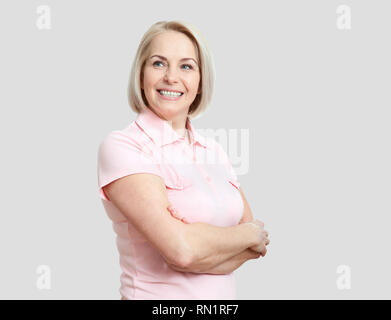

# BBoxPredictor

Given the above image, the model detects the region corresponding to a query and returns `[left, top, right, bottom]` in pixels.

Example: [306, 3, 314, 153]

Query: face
[141, 31, 201, 121]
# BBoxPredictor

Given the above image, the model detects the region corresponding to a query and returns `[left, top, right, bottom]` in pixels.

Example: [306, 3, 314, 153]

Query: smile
[157, 89, 184, 101]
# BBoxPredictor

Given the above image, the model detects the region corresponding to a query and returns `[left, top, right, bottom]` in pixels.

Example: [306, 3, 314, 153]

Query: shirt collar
[135, 107, 209, 148]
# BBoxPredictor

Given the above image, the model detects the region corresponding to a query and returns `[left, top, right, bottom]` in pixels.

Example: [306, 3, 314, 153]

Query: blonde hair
[128, 20, 215, 119]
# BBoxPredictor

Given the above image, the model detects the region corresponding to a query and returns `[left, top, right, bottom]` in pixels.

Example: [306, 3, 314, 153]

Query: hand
[248, 219, 270, 257]
[167, 204, 190, 224]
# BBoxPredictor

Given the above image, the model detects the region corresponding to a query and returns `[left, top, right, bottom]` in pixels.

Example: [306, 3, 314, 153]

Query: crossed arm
[166, 187, 264, 275]
[104, 174, 267, 276]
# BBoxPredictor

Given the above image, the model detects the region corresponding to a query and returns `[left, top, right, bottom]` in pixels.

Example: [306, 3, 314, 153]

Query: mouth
[156, 89, 184, 100]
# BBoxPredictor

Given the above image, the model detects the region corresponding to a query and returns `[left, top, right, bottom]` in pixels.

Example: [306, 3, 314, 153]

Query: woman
[97, 20, 270, 300]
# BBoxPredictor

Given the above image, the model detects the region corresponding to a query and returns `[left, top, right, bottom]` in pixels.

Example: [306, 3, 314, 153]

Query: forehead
[149, 31, 198, 60]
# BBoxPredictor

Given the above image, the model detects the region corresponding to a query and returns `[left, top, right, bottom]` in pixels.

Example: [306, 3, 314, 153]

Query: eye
[153, 60, 165, 67]
[182, 64, 193, 70]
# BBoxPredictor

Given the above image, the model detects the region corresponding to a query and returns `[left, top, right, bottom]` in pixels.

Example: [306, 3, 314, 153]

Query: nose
[164, 65, 179, 84]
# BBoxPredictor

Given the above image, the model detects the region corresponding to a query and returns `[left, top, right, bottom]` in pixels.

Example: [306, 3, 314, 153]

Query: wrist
[240, 222, 260, 248]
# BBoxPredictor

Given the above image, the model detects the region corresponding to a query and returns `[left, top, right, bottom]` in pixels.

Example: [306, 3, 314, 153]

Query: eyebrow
[150, 54, 198, 66]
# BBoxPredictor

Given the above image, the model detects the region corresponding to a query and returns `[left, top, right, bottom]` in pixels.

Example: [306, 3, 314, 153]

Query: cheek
[143, 68, 160, 87]
[185, 74, 201, 93]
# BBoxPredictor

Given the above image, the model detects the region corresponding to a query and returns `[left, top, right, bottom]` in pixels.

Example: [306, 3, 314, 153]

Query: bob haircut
[128, 20, 215, 119]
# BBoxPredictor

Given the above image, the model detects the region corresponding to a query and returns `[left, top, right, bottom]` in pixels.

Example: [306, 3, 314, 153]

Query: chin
[155, 105, 186, 119]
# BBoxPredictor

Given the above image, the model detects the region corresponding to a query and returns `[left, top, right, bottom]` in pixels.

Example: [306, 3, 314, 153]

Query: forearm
[170, 248, 261, 275]
[201, 248, 261, 275]
[180, 222, 258, 273]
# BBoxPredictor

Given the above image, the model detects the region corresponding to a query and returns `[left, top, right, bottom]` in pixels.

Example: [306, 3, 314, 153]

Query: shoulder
[98, 121, 151, 155]
[97, 121, 162, 194]
[97, 121, 160, 172]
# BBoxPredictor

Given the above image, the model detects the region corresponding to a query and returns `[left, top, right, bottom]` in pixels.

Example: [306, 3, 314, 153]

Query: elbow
[174, 252, 193, 270]
[165, 238, 195, 271]
[164, 251, 193, 272]
[162, 223, 198, 271]
[173, 245, 194, 270]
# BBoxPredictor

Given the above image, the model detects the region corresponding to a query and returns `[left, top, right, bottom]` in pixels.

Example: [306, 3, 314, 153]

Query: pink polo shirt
[97, 107, 243, 300]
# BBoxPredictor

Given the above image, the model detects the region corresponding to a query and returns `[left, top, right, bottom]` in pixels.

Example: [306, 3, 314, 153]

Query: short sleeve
[214, 141, 241, 190]
[97, 131, 164, 201]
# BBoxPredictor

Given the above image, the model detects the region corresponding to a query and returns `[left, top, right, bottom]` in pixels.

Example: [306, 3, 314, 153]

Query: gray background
[0, 0, 390, 299]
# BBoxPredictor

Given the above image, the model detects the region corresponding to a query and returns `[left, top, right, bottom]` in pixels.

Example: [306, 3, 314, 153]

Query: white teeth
[158, 90, 182, 97]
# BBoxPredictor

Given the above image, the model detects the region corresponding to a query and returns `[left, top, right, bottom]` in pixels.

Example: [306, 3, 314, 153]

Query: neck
[147, 106, 190, 141]
[170, 114, 189, 139]
[172, 117, 191, 145]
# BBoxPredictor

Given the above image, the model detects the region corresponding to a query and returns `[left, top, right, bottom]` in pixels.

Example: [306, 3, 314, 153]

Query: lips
[157, 89, 184, 94]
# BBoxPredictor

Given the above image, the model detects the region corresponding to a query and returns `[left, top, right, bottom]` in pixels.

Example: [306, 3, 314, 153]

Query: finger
[256, 243, 267, 255]
[253, 219, 265, 228]
[252, 250, 262, 259]
[168, 207, 182, 220]
[259, 220, 265, 228]
[171, 212, 182, 220]
[167, 205, 174, 214]
[181, 217, 190, 224]
[168, 206, 189, 223]
[168, 206, 180, 216]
